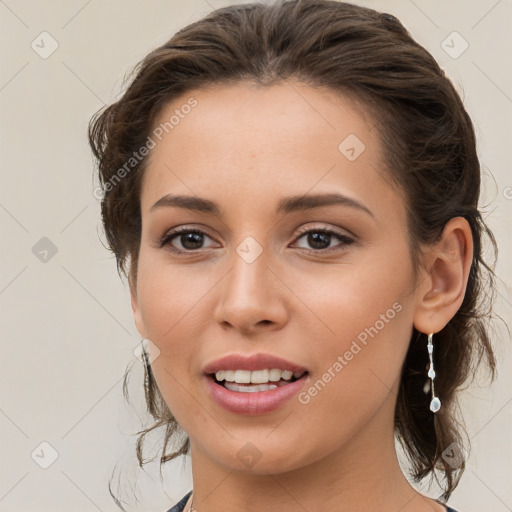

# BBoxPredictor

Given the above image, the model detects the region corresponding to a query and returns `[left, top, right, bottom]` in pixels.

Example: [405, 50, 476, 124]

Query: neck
[185, 394, 444, 512]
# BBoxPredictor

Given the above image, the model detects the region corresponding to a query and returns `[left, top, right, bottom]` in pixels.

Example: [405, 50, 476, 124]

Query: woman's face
[131, 81, 423, 474]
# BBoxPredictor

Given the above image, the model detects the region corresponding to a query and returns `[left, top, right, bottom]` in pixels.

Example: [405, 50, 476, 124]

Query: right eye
[159, 227, 218, 253]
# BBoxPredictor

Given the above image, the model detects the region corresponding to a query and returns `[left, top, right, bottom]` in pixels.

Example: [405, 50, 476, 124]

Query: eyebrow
[150, 192, 374, 218]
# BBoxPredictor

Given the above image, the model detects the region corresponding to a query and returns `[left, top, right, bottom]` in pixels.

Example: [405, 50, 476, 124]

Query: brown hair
[88, 0, 498, 504]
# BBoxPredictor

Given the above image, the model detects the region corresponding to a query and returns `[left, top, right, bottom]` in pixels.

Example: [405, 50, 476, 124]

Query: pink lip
[204, 373, 310, 415]
[203, 353, 308, 374]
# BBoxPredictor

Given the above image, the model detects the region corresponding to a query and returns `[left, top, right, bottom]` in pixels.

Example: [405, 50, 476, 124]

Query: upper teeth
[215, 369, 304, 384]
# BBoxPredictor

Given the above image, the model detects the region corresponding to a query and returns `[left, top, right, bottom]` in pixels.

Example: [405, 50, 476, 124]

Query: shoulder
[165, 490, 193, 512]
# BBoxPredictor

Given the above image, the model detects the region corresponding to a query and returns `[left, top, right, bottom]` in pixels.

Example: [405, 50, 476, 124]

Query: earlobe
[413, 217, 473, 334]
[130, 284, 147, 339]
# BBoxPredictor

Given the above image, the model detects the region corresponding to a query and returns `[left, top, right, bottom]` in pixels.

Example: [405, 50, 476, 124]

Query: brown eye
[160, 228, 216, 253]
[292, 228, 354, 253]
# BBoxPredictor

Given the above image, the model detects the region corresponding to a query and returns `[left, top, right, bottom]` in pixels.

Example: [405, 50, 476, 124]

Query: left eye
[292, 228, 354, 252]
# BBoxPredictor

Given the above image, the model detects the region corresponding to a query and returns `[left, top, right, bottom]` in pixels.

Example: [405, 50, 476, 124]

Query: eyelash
[158, 225, 355, 255]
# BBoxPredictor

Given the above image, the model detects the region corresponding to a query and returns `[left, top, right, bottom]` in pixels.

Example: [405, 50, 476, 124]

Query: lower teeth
[222, 381, 286, 393]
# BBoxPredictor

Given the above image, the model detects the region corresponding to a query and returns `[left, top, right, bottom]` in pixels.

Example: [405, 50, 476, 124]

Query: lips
[204, 370, 309, 415]
[203, 353, 311, 415]
[203, 353, 309, 374]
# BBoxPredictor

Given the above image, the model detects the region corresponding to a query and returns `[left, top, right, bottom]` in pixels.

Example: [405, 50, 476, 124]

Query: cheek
[292, 288, 411, 458]
[289, 254, 413, 404]
[290, 248, 412, 343]
[136, 251, 214, 345]
[135, 254, 221, 415]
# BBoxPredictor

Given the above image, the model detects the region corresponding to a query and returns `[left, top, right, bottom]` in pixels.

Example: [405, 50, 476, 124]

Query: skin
[130, 81, 473, 512]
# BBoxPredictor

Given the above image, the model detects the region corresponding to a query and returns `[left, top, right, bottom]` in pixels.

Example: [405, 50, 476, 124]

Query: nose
[213, 243, 290, 335]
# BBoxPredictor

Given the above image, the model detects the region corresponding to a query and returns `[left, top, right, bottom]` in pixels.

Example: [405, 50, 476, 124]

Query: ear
[130, 280, 147, 339]
[413, 217, 473, 334]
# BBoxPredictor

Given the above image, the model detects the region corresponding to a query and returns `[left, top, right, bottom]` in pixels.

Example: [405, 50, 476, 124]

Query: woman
[88, 1, 498, 511]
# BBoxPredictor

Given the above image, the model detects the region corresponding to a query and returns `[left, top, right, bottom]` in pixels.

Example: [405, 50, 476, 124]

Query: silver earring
[427, 333, 441, 413]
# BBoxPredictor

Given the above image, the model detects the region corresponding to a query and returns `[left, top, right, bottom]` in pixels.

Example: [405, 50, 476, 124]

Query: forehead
[140, 81, 403, 224]
[148, 81, 375, 159]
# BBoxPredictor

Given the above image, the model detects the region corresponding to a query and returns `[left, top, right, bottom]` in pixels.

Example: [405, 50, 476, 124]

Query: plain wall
[0, 1, 510, 510]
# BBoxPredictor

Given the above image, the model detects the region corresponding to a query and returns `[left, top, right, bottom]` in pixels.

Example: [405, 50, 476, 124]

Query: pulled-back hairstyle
[88, 0, 498, 504]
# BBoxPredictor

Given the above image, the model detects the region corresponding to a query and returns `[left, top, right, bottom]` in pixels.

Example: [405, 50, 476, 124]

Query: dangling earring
[427, 333, 441, 413]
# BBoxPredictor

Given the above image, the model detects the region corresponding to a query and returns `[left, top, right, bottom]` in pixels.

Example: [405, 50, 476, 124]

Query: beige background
[0, 0, 511, 511]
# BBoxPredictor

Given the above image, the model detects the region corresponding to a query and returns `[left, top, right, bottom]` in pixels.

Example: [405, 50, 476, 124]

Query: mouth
[208, 369, 309, 393]
[205, 369, 310, 415]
